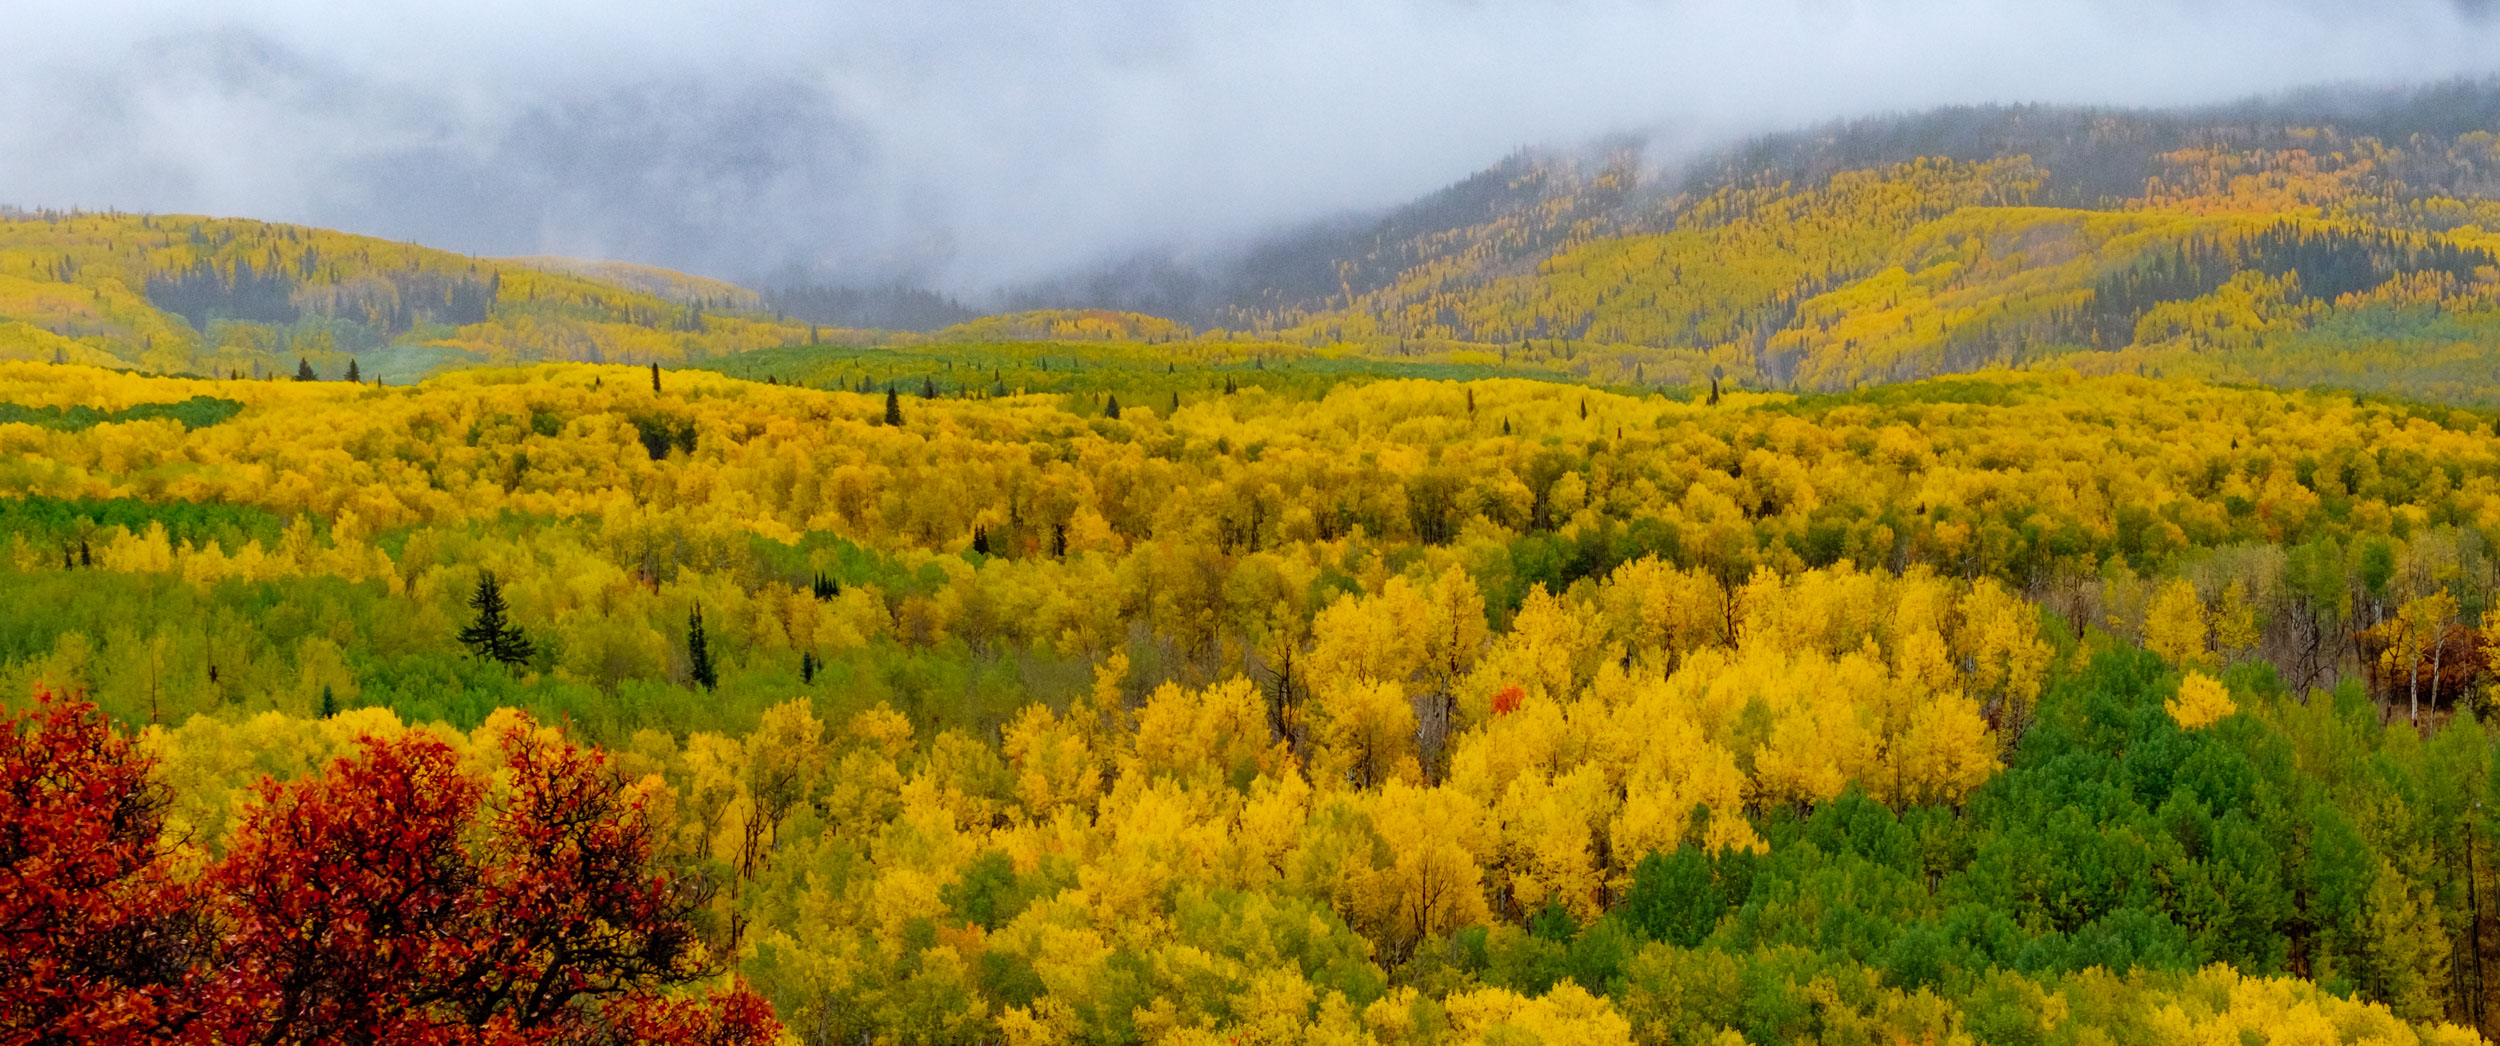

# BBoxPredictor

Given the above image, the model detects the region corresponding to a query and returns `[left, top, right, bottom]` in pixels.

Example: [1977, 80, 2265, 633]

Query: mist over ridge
[8, 0, 2500, 298]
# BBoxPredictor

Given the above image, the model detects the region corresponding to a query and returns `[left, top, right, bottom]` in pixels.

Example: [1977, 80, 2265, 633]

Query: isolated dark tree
[1466, 388, 1476, 414]
[921, 375, 938, 400]
[651, 362, 662, 393]
[810, 573, 839, 601]
[1103, 394, 1121, 420]
[884, 387, 904, 426]
[458, 571, 536, 667]
[800, 651, 818, 686]
[687, 605, 718, 692]
[319, 684, 336, 720]
[295, 358, 316, 382]
[344, 358, 361, 383]
[1052, 522, 1068, 559]
[973, 527, 992, 555]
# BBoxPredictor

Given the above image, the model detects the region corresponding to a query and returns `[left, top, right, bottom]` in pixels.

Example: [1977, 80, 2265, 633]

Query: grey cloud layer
[8, 0, 2498, 290]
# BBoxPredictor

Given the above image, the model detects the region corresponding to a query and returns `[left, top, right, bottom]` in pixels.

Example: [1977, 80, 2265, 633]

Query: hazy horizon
[11, 0, 2500, 294]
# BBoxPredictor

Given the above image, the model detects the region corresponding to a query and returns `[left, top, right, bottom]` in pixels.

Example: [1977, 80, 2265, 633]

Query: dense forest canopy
[20, 84, 2500, 1046]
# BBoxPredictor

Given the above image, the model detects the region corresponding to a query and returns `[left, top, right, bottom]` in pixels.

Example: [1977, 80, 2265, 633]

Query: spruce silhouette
[651, 362, 662, 393]
[1103, 394, 1121, 420]
[458, 571, 536, 667]
[884, 386, 904, 426]
[687, 605, 718, 691]
[295, 358, 316, 382]
[344, 359, 361, 383]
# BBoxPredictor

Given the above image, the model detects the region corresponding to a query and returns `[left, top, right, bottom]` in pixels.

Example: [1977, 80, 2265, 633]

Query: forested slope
[0, 210, 839, 382]
[1208, 84, 2500, 403]
[11, 356, 2500, 1042]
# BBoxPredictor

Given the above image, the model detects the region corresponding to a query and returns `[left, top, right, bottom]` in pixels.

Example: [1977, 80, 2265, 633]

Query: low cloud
[7, 0, 2498, 291]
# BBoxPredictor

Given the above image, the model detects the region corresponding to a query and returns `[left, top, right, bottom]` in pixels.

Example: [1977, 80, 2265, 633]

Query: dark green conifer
[687, 604, 718, 691]
[458, 571, 536, 667]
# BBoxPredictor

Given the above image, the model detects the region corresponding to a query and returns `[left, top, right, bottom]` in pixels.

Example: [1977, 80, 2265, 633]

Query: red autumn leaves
[0, 687, 779, 1046]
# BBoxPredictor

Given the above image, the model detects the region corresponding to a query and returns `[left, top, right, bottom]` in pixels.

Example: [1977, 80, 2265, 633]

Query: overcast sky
[7, 0, 2500, 291]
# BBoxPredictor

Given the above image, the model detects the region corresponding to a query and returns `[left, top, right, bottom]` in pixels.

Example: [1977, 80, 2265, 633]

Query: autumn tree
[2145, 579, 2209, 667]
[0, 688, 200, 1044]
[191, 715, 779, 1045]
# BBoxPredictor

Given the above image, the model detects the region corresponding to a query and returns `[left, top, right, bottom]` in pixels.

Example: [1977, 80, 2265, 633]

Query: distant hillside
[0, 212, 850, 381]
[497, 255, 762, 309]
[1174, 81, 2500, 402]
[16, 82, 2500, 401]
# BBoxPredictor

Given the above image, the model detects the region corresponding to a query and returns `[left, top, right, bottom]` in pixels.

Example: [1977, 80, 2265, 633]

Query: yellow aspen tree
[2144, 578, 2209, 667]
[2212, 578, 2262, 663]
[2167, 670, 2238, 729]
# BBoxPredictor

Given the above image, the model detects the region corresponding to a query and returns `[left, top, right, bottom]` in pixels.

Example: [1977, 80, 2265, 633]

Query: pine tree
[77, 540, 90, 568]
[972, 527, 991, 555]
[884, 387, 904, 426]
[1579, 398, 1588, 420]
[344, 359, 361, 383]
[1170, 391, 1180, 414]
[1502, 418, 1513, 436]
[1103, 394, 1121, 420]
[319, 684, 337, 719]
[811, 573, 839, 601]
[687, 605, 718, 691]
[651, 362, 662, 393]
[921, 375, 938, 400]
[458, 571, 536, 667]
[800, 651, 818, 685]
[295, 358, 316, 382]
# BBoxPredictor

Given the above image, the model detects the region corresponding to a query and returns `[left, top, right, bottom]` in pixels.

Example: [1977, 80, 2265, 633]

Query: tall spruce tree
[458, 571, 535, 667]
[687, 605, 718, 691]
[651, 362, 662, 393]
[884, 387, 904, 426]
[295, 358, 316, 382]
